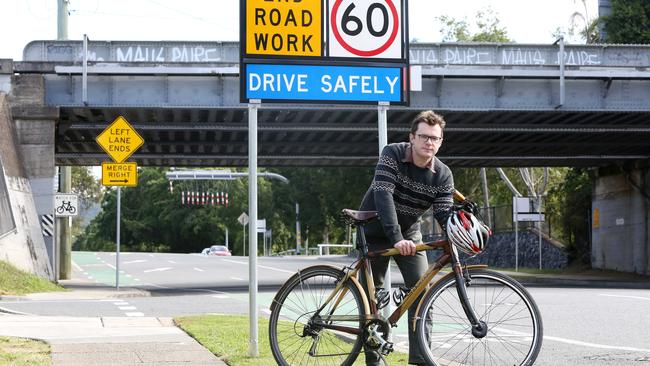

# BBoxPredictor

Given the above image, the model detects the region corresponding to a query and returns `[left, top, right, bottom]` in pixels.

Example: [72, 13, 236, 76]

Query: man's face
[409, 122, 443, 162]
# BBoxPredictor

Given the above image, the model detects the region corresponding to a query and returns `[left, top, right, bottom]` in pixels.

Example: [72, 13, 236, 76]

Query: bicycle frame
[312, 236, 487, 338]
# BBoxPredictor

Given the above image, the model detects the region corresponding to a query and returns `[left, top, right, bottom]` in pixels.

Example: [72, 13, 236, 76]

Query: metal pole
[82, 34, 88, 105]
[296, 202, 300, 254]
[225, 227, 229, 250]
[515, 220, 519, 272]
[116, 187, 121, 290]
[243, 224, 246, 257]
[558, 36, 565, 108]
[248, 100, 260, 357]
[480, 168, 492, 227]
[539, 197, 543, 270]
[57, 0, 68, 40]
[56, 3, 71, 281]
[377, 102, 392, 320]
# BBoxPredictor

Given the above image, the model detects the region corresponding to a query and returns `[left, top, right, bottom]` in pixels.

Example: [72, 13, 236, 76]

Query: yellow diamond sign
[96, 116, 144, 163]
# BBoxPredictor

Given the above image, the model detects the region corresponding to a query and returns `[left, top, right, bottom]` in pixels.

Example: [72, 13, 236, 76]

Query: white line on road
[221, 259, 296, 274]
[113, 301, 129, 306]
[193, 267, 205, 272]
[599, 293, 650, 301]
[118, 306, 137, 311]
[123, 259, 147, 264]
[499, 327, 650, 353]
[545, 335, 650, 353]
[168, 260, 176, 264]
[230, 277, 245, 281]
[212, 295, 230, 299]
[125, 312, 145, 317]
[143, 267, 172, 273]
[72, 261, 83, 272]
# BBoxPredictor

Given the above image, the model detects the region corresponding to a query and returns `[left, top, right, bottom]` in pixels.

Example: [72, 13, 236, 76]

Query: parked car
[203, 245, 231, 256]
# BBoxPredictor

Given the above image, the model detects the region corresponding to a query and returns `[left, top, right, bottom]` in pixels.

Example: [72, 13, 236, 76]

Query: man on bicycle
[359, 110, 454, 366]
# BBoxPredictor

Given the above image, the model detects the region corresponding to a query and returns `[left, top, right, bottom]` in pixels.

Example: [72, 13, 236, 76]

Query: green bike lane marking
[72, 251, 139, 286]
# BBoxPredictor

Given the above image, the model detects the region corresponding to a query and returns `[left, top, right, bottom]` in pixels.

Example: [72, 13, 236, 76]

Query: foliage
[0, 260, 64, 295]
[547, 169, 592, 264]
[567, 0, 601, 43]
[602, 0, 650, 43]
[74, 167, 373, 255]
[71, 166, 102, 209]
[0, 337, 51, 366]
[438, 7, 512, 43]
[175, 314, 408, 365]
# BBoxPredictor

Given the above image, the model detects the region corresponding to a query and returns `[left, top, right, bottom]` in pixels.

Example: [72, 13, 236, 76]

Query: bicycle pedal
[380, 342, 394, 355]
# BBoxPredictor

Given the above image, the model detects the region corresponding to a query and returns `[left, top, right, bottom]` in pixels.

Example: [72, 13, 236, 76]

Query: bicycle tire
[415, 268, 543, 366]
[56, 206, 64, 214]
[269, 265, 366, 366]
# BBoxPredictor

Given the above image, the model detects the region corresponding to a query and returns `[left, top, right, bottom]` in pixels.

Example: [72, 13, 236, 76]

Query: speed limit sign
[328, 0, 404, 59]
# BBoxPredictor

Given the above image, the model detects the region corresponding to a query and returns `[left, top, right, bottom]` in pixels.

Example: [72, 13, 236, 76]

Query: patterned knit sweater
[359, 142, 454, 249]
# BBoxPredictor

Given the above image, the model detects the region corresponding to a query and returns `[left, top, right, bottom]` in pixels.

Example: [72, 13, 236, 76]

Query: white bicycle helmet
[446, 209, 491, 255]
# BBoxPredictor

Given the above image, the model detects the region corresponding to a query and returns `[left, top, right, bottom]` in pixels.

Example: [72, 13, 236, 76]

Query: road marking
[113, 301, 129, 306]
[125, 312, 145, 317]
[544, 335, 650, 353]
[119, 306, 137, 310]
[499, 327, 650, 353]
[143, 267, 172, 273]
[72, 261, 83, 272]
[261, 308, 272, 315]
[123, 259, 147, 264]
[230, 277, 245, 281]
[143, 282, 170, 289]
[193, 267, 205, 272]
[221, 259, 295, 274]
[599, 293, 650, 301]
[168, 260, 176, 264]
[212, 295, 230, 299]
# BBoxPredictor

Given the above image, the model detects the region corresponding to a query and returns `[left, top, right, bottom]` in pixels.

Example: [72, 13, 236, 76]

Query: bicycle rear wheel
[416, 268, 543, 366]
[269, 265, 366, 366]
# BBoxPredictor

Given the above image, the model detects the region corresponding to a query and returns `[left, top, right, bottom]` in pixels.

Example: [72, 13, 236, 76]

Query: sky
[1, 0, 599, 61]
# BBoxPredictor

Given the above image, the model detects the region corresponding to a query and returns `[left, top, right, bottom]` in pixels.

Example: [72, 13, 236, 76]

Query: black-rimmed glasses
[416, 134, 443, 143]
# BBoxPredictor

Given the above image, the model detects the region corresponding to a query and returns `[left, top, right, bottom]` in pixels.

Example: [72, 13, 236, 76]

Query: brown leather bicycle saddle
[341, 209, 379, 224]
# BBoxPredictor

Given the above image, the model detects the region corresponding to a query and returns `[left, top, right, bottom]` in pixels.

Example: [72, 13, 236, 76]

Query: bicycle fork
[453, 262, 488, 338]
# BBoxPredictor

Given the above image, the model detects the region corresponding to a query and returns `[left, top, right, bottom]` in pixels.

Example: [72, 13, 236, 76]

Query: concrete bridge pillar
[2, 72, 58, 278]
[591, 162, 650, 275]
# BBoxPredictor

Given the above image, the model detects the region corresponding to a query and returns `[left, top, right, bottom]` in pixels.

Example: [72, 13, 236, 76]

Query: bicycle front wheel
[416, 268, 543, 366]
[269, 265, 366, 366]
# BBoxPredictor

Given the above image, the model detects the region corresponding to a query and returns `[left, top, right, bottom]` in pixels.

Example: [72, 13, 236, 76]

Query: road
[1, 251, 649, 365]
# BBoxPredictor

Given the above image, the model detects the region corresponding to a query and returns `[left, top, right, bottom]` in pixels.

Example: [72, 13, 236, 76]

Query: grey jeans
[362, 251, 430, 365]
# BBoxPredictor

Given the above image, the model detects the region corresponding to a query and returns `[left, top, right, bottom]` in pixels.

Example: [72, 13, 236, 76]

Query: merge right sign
[241, 0, 409, 105]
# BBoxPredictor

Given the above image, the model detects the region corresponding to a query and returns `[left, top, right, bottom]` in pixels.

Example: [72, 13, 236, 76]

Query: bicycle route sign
[96, 116, 143, 187]
[240, 0, 409, 105]
[54, 193, 78, 217]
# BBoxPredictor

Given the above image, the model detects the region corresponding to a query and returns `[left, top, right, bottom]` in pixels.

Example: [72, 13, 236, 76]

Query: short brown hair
[410, 110, 446, 134]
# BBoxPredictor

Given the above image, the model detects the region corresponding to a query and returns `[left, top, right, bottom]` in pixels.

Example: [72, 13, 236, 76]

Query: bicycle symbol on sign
[56, 201, 77, 215]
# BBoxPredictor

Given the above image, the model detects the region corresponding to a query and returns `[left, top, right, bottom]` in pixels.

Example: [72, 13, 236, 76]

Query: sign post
[96, 116, 144, 290]
[513, 196, 545, 271]
[240, 0, 409, 357]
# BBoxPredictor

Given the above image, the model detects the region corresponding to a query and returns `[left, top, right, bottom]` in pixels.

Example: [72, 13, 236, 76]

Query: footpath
[0, 281, 226, 366]
[0, 262, 648, 365]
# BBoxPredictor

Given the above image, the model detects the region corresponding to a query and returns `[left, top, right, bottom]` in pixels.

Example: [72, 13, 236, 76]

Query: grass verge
[175, 314, 409, 365]
[0, 337, 51, 366]
[0, 260, 64, 296]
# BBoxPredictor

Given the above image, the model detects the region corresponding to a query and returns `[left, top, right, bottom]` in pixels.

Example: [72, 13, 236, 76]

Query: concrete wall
[0, 92, 53, 278]
[592, 166, 650, 275]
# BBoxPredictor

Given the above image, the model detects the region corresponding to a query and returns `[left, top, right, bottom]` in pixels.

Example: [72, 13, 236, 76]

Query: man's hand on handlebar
[394, 239, 417, 256]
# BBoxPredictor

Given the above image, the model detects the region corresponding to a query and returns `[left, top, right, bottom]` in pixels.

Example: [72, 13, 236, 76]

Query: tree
[71, 166, 102, 240]
[602, 0, 650, 43]
[437, 8, 512, 43]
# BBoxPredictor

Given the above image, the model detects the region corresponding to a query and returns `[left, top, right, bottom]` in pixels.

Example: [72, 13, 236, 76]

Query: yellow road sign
[245, 0, 322, 57]
[101, 162, 138, 187]
[96, 116, 144, 163]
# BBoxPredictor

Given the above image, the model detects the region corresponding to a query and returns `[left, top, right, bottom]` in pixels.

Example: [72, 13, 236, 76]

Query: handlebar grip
[453, 190, 466, 202]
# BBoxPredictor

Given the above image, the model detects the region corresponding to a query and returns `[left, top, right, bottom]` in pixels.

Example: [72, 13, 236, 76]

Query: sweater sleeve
[371, 146, 403, 245]
[432, 165, 455, 229]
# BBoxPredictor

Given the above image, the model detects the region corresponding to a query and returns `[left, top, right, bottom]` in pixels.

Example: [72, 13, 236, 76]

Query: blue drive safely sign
[245, 64, 403, 103]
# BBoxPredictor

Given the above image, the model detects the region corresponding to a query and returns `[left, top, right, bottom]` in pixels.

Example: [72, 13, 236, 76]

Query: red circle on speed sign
[330, 0, 400, 57]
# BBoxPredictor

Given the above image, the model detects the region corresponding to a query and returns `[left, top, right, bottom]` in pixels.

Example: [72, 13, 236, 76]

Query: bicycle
[56, 201, 76, 215]
[269, 191, 543, 366]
